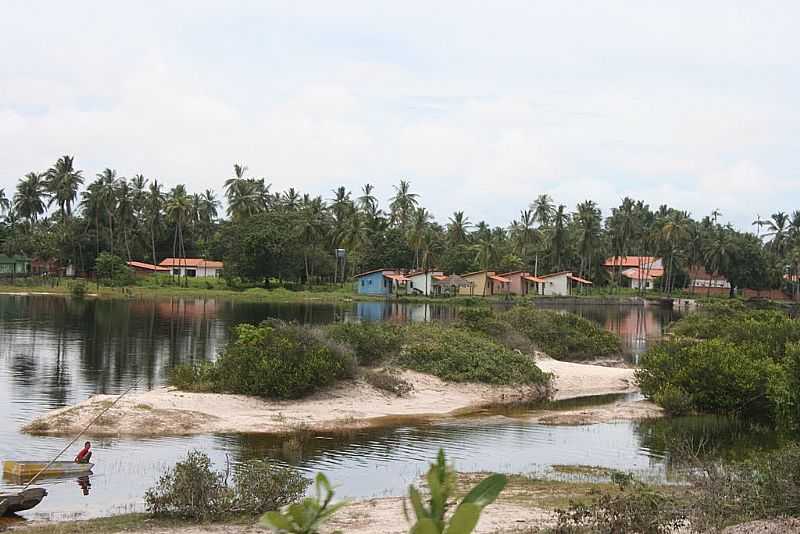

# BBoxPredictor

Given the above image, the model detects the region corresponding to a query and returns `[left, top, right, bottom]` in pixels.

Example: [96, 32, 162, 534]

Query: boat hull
[0, 488, 48, 515]
[2, 461, 94, 478]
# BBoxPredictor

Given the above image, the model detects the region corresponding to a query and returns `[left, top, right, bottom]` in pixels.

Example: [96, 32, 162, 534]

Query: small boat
[3, 461, 94, 478]
[0, 488, 48, 515]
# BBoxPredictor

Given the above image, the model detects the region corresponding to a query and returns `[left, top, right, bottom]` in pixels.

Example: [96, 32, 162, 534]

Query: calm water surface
[0, 295, 770, 519]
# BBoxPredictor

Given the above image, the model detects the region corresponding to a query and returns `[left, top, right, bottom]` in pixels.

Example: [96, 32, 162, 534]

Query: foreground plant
[404, 449, 507, 534]
[260, 473, 346, 534]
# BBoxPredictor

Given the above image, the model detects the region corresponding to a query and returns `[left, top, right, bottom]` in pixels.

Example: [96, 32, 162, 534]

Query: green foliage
[144, 450, 308, 520]
[70, 279, 87, 298]
[652, 384, 693, 416]
[172, 320, 355, 399]
[398, 323, 549, 386]
[500, 306, 622, 360]
[404, 449, 507, 534]
[325, 321, 402, 366]
[638, 305, 800, 426]
[260, 473, 346, 534]
[95, 252, 133, 286]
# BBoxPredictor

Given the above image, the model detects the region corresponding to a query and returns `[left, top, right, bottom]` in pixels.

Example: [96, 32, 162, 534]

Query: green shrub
[95, 252, 134, 286]
[500, 307, 622, 360]
[652, 384, 693, 416]
[70, 280, 87, 299]
[145, 450, 309, 521]
[638, 339, 780, 419]
[397, 323, 549, 386]
[325, 321, 402, 366]
[169, 361, 217, 392]
[173, 320, 356, 399]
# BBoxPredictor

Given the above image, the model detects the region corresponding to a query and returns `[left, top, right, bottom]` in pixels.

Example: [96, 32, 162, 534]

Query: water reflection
[0, 294, 691, 519]
[532, 301, 680, 361]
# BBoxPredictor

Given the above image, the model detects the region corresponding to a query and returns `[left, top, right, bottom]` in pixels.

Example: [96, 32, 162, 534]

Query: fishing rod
[23, 379, 140, 490]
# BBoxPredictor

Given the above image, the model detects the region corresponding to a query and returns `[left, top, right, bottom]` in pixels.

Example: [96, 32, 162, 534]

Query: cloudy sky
[2, 1, 798, 229]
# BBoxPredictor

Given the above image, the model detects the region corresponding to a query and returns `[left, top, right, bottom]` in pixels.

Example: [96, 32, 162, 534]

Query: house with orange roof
[159, 258, 224, 278]
[603, 256, 663, 290]
[499, 271, 548, 296]
[127, 260, 171, 276]
[538, 271, 593, 296]
[457, 271, 511, 296]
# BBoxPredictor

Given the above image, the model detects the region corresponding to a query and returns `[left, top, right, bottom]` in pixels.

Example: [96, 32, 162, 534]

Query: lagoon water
[0, 295, 774, 519]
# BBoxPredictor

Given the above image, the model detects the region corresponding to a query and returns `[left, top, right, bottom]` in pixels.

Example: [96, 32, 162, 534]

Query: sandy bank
[24, 357, 644, 437]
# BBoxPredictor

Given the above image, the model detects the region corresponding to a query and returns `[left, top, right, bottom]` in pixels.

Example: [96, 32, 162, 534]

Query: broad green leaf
[460, 474, 507, 508]
[444, 503, 481, 534]
[411, 518, 441, 534]
[260, 511, 293, 530]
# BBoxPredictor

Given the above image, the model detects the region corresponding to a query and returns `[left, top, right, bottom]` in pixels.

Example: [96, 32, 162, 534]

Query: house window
[361, 279, 365, 287]
[172, 268, 181, 275]
[186, 269, 197, 277]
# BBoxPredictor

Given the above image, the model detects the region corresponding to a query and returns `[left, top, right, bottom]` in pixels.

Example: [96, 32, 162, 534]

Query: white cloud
[1, 1, 799, 229]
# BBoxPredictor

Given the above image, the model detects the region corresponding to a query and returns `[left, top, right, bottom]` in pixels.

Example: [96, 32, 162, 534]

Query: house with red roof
[353, 268, 409, 296]
[127, 261, 171, 276]
[159, 258, 224, 278]
[603, 256, 663, 290]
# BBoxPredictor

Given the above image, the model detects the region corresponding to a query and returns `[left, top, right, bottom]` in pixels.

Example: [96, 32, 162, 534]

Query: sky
[2, 1, 799, 230]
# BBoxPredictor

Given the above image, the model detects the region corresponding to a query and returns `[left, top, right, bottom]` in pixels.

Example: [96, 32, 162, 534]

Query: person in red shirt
[74, 441, 92, 464]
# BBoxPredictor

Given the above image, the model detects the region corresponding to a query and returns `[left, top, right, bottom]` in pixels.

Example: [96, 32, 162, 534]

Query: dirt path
[23, 357, 649, 437]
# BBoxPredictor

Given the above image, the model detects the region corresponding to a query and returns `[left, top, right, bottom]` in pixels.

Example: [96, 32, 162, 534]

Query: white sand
[24, 357, 647, 437]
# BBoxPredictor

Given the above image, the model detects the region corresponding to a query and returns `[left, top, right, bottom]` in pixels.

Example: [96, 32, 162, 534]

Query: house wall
[169, 265, 222, 278]
[408, 273, 436, 296]
[356, 271, 391, 295]
[505, 273, 527, 295]
[458, 273, 487, 296]
[541, 274, 570, 296]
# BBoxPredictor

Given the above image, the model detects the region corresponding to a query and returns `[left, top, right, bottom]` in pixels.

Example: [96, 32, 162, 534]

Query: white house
[406, 269, 444, 296]
[159, 258, 224, 278]
[539, 271, 592, 296]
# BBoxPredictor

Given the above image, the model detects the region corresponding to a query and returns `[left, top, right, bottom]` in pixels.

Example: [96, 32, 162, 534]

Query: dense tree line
[2, 156, 798, 295]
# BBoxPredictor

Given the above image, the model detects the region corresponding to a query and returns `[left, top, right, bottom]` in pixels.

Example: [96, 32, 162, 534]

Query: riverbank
[23, 356, 645, 437]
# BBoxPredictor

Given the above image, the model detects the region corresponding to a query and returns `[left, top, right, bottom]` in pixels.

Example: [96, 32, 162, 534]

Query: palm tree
[165, 185, 193, 285]
[0, 188, 11, 216]
[447, 211, 471, 245]
[530, 194, 555, 227]
[146, 181, 164, 264]
[574, 201, 601, 279]
[704, 228, 733, 297]
[283, 188, 301, 210]
[358, 184, 378, 212]
[765, 212, 790, 257]
[549, 205, 569, 271]
[225, 164, 268, 218]
[116, 178, 135, 260]
[45, 155, 84, 219]
[389, 180, 419, 227]
[659, 211, 690, 293]
[299, 197, 326, 282]
[408, 208, 433, 269]
[14, 172, 47, 224]
[95, 169, 119, 254]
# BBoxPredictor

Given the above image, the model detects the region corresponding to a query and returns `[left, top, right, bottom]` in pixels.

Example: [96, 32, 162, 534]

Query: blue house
[354, 268, 408, 296]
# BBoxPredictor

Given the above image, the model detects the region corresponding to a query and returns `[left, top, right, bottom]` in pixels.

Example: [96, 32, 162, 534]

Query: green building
[0, 255, 32, 276]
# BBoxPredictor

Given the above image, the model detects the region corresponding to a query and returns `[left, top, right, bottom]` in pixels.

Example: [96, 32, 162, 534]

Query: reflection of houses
[538, 271, 593, 296]
[457, 271, 511, 296]
[354, 269, 409, 296]
[127, 261, 171, 276]
[159, 258, 224, 278]
[0, 255, 31, 276]
[604, 256, 663, 290]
